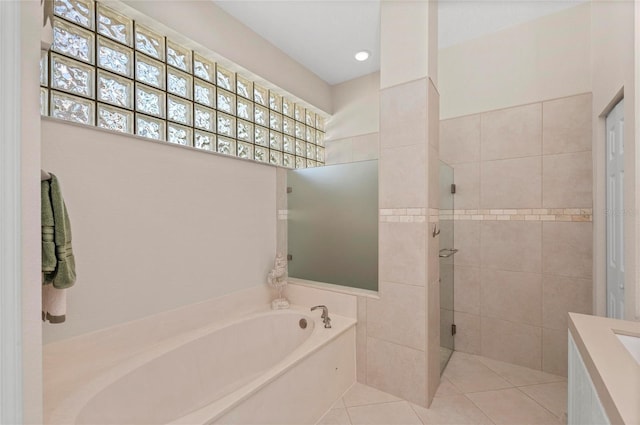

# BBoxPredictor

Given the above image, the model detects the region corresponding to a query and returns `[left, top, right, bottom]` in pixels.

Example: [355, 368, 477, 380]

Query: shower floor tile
[317, 352, 567, 425]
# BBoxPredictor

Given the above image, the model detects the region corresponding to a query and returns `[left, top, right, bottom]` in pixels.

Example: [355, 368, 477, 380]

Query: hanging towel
[42, 173, 76, 323]
[42, 281, 67, 323]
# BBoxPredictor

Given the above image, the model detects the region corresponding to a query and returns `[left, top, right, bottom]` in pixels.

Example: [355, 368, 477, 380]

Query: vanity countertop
[569, 313, 640, 425]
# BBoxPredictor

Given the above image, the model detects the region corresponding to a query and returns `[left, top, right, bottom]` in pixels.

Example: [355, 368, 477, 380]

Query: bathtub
[48, 307, 356, 424]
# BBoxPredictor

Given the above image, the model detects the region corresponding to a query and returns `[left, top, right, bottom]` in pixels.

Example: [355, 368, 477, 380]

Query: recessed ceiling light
[354, 50, 370, 62]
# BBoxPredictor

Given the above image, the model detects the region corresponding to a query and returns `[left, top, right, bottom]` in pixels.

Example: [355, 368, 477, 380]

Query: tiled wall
[440, 93, 593, 376]
[325, 132, 380, 164]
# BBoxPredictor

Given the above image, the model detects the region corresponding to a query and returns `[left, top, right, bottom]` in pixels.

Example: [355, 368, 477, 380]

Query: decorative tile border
[439, 208, 593, 222]
[379, 208, 425, 223]
[378, 208, 441, 223]
[277, 209, 288, 220]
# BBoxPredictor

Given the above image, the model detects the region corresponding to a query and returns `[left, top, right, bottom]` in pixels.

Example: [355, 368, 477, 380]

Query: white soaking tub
[48, 308, 356, 425]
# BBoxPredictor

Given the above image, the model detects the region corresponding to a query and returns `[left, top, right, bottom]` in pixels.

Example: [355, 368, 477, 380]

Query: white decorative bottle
[267, 253, 289, 310]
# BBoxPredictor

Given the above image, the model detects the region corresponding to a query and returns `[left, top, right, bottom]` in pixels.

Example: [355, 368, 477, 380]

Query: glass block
[254, 146, 269, 163]
[135, 54, 165, 89]
[282, 97, 293, 117]
[283, 117, 294, 136]
[307, 160, 317, 168]
[237, 141, 254, 159]
[217, 113, 235, 138]
[40, 88, 49, 116]
[316, 146, 325, 162]
[50, 53, 94, 98]
[236, 75, 252, 99]
[136, 113, 165, 140]
[135, 24, 164, 61]
[237, 97, 253, 121]
[135, 84, 165, 118]
[237, 120, 254, 142]
[306, 125, 314, 142]
[217, 89, 236, 115]
[316, 115, 325, 131]
[295, 139, 305, 156]
[316, 130, 325, 147]
[54, 0, 94, 29]
[270, 150, 283, 166]
[194, 131, 215, 151]
[97, 104, 133, 133]
[306, 142, 315, 159]
[217, 137, 236, 156]
[270, 112, 282, 132]
[167, 41, 191, 72]
[255, 104, 268, 127]
[283, 135, 295, 154]
[295, 156, 305, 169]
[97, 3, 133, 46]
[167, 68, 192, 99]
[194, 80, 215, 108]
[255, 126, 269, 147]
[270, 131, 282, 151]
[216, 66, 235, 92]
[193, 53, 214, 82]
[254, 84, 268, 106]
[52, 17, 95, 64]
[194, 105, 215, 132]
[269, 92, 282, 112]
[51, 90, 95, 125]
[97, 70, 133, 109]
[168, 123, 192, 146]
[295, 121, 305, 139]
[40, 50, 49, 86]
[167, 95, 192, 126]
[306, 110, 315, 127]
[295, 104, 305, 122]
[98, 36, 133, 77]
[283, 153, 294, 169]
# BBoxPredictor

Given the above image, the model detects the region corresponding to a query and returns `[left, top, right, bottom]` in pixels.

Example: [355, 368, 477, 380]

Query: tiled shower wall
[440, 93, 593, 376]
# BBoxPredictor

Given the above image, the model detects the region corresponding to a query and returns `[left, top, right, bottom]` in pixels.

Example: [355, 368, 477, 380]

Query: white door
[606, 99, 625, 319]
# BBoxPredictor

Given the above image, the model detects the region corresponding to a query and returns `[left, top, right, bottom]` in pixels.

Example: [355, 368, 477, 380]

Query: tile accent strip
[277, 209, 288, 220]
[379, 208, 426, 223]
[439, 208, 593, 222]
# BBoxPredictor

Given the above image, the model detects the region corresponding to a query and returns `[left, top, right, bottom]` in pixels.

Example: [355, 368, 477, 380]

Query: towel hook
[432, 225, 440, 237]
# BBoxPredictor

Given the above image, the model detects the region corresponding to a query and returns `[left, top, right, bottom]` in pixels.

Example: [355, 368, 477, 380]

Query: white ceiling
[214, 0, 588, 86]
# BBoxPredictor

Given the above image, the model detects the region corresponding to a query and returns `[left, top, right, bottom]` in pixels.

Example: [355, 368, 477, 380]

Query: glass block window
[42, 0, 326, 167]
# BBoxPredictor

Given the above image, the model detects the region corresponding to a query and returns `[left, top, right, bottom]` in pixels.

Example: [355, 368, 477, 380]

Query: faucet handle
[323, 317, 332, 329]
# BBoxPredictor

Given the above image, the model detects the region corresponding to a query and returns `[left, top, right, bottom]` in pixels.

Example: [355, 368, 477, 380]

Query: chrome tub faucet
[311, 305, 331, 328]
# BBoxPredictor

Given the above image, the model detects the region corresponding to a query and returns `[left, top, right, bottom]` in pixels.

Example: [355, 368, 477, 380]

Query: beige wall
[22, 1, 44, 422]
[42, 121, 276, 343]
[438, 3, 591, 120]
[440, 94, 593, 375]
[328, 72, 380, 141]
[325, 72, 380, 165]
[590, 0, 638, 321]
[117, 0, 331, 114]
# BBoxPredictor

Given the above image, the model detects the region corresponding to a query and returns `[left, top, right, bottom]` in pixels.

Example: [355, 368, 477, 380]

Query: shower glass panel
[439, 161, 455, 373]
[287, 160, 378, 291]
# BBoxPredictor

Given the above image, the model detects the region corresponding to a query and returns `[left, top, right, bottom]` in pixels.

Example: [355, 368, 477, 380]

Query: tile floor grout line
[345, 399, 405, 409]
[407, 400, 427, 425]
[515, 379, 567, 390]
[461, 392, 498, 425]
[515, 386, 566, 421]
[342, 401, 354, 425]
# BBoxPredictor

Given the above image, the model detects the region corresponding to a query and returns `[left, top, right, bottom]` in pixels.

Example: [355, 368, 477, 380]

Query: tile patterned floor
[318, 352, 567, 425]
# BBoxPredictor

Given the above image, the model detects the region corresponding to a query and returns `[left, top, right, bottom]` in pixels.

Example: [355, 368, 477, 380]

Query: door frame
[0, 1, 24, 423]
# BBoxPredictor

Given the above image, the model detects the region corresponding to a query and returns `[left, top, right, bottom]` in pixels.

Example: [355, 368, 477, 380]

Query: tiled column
[365, 0, 440, 407]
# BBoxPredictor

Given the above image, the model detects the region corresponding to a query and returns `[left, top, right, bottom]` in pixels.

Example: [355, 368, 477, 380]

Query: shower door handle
[439, 248, 458, 258]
